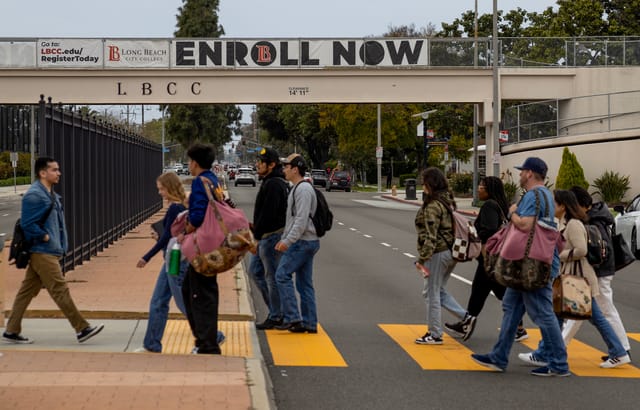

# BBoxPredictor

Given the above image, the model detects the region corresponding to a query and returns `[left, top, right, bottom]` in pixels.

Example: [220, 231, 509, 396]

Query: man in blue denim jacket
[3, 157, 104, 344]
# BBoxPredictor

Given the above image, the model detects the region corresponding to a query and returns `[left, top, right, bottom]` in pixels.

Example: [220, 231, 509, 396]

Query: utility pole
[472, 0, 480, 205]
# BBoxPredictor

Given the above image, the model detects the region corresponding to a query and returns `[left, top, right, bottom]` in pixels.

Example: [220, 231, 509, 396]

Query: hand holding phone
[415, 261, 430, 278]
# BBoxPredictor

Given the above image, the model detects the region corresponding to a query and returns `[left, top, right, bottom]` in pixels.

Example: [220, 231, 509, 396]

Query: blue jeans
[258, 233, 283, 320]
[422, 250, 466, 338]
[144, 259, 223, 352]
[276, 240, 320, 329]
[534, 298, 626, 360]
[488, 284, 569, 372]
[144, 260, 187, 352]
[248, 252, 269, 307]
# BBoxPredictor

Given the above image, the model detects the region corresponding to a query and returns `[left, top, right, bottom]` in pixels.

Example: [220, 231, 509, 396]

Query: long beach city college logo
[108, 46, 120, 62]
[251, 41, 276, 66]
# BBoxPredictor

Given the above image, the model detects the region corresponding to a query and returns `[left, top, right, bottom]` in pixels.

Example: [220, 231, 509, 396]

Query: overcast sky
[1, 0, 558, 38]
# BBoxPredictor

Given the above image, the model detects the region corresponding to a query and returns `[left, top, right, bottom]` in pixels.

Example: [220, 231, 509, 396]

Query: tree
[555, 147, 589, 190]
[167, 0, 242, 152]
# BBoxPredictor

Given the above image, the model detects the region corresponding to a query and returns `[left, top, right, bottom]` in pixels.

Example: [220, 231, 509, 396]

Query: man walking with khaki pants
[3, 157, 103, 344]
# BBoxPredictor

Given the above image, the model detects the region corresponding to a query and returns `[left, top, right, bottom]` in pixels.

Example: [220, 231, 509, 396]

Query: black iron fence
[35, 96, 162, 272]
[0, 105, 36, 153]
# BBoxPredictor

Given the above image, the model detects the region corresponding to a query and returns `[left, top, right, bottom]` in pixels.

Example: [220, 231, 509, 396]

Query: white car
[614, 194, 640, 259]
[235, 169, 256, 187]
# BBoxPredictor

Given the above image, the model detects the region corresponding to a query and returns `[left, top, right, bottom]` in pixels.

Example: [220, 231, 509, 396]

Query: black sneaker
[415, 332, 443, 345]
[2, 332, 34, 344]
[462, 315, 477, 341]
[275, 321, 302, 331]
[444, 321, 466, 338]
[77, 324, 104, 343]
[256, 318, 283, 330]
[288, 323, 318, 334]
[514, 328, 529, 342]
[602, 350, 631, 362]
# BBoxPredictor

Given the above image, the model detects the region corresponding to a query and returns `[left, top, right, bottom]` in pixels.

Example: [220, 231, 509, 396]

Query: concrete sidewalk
[381, 188, 479, 216]
[0, 206, 273, 410]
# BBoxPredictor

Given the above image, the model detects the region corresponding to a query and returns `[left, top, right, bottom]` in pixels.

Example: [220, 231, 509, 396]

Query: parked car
[311, 169, 328, 187]
[326, 170, 351, 192]
[304, 172, 313, 184]
[614, 194, 640, 259]
[235, 169, 256, 187]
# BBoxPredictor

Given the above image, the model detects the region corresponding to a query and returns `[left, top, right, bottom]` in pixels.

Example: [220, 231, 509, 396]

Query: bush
[399, 174, 417, 187]
[555, 147, 588, 190]
[501, 169, 520, 203]
[591, 170, 630, 204]
[449, 173, 473, 196]
[0, 176, 31, 186]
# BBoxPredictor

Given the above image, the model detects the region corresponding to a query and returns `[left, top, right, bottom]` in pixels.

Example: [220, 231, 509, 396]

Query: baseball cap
[281, 153, 306, 169]
[514, 157, 548, 178]
[257, 147, 280, 164]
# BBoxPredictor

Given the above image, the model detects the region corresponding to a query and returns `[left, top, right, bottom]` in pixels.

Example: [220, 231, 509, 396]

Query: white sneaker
[600, 354, 631, 368]
[133, 347, 154, 353]
[518, 352, 549, 367]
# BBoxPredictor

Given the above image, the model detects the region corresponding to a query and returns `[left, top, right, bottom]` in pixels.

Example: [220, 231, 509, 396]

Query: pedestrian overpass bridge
[2, 36, 640, 190]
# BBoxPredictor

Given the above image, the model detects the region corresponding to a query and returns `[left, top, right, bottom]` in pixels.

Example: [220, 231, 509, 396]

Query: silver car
[234, 170, 256, 187]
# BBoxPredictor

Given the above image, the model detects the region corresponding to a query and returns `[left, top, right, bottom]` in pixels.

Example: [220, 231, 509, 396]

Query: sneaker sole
[78, 324, 104, 343]
[471, 356, 504, 372]
[444, 325, 465, 338]
[531, 370, 571, 377]
[2, 337, 34, 344]
[515, 334, 529, 342]
[415, 339, 443, 345]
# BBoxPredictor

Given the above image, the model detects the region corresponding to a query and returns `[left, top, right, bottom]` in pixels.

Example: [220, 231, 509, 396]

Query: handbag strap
[200, 176, 230, 237]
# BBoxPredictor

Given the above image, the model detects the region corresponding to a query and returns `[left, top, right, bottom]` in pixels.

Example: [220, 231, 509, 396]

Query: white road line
[380, 242, 391, 247]
[452, 273, 473, 286]
[349, 228, 357, 231]
[363, 234, 372, 238]
[337, 222, 345, 226]
[2, 214, 9, 217]
[403, 252, 416, 258]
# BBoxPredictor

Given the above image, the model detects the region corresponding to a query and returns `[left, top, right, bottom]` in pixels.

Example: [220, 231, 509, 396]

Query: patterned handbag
[552, 252, 592, 320]
[181, 177, 256, 276]
[490, 189, 561, 291]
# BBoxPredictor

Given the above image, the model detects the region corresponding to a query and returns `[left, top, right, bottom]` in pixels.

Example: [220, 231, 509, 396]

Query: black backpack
[292, 181, 333, 237]
[585, 223, 609, 267]
[8, 195, 55, 269]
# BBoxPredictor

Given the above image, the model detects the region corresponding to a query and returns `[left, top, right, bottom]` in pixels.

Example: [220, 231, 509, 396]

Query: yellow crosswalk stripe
[520, 329, 640, 378]
[265, 324, 347, 367]
[379, 324, 487, 371]
[161, 320, 253, 357]
[628, 333, 640, 343]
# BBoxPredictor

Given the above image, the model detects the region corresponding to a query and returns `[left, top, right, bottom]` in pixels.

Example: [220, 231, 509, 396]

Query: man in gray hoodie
[274, 154, 320, 333]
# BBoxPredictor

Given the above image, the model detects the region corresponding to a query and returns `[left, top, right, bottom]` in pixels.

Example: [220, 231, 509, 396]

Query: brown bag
[552, 252, 592, 320]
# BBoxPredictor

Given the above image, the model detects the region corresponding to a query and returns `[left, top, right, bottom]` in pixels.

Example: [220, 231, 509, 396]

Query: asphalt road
[0, 195, 22, 241]
[205, 184, 640, 407]
[229, 184, 640, 409]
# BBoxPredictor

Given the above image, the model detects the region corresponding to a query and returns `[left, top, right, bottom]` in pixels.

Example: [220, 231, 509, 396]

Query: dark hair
[481, 176, 509, 217]
[554, 189, 587, 222]
[187, 143, 215, 169]
[569, 186, 593, 208]
[35, 157, 56, 175]
[421, 167, 456, 208]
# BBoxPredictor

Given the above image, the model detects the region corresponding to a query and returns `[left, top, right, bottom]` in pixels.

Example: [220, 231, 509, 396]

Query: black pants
[467, 255, 508, 317]
[182, 266, 221, 354]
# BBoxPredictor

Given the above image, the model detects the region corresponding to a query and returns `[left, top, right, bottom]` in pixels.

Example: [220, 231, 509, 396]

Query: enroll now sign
[0, 38, 429, 69]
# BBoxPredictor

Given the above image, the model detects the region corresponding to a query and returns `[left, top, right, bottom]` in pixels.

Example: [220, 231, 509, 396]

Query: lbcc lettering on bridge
[172, 39, 428, 68]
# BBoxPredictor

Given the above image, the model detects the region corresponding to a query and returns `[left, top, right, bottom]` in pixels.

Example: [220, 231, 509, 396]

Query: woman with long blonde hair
[134, 172, 191, 352]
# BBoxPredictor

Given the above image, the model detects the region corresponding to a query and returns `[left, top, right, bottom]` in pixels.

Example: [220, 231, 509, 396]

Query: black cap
[257, 147, 280, 164]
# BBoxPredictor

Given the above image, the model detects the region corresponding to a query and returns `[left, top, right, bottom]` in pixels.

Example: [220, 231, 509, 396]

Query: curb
[381, 194, 479, 217]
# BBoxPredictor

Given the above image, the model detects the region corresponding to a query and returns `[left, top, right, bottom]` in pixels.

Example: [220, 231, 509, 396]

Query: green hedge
[0, 176, 31, 186]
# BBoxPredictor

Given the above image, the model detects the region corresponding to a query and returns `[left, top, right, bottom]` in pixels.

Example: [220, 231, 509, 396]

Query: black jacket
[252, 167, 289, 240]
[588, 201, 616, 277]
[474, 199, 507, 244]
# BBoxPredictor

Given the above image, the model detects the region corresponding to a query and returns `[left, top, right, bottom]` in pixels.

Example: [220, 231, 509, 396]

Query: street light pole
[472, 0, 480, 205]
[161, 106, 166, 170]
[491, 0, 501, 177]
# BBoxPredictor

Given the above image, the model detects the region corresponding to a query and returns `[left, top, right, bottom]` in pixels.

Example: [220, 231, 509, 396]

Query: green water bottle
[168, 242, 181, 276]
